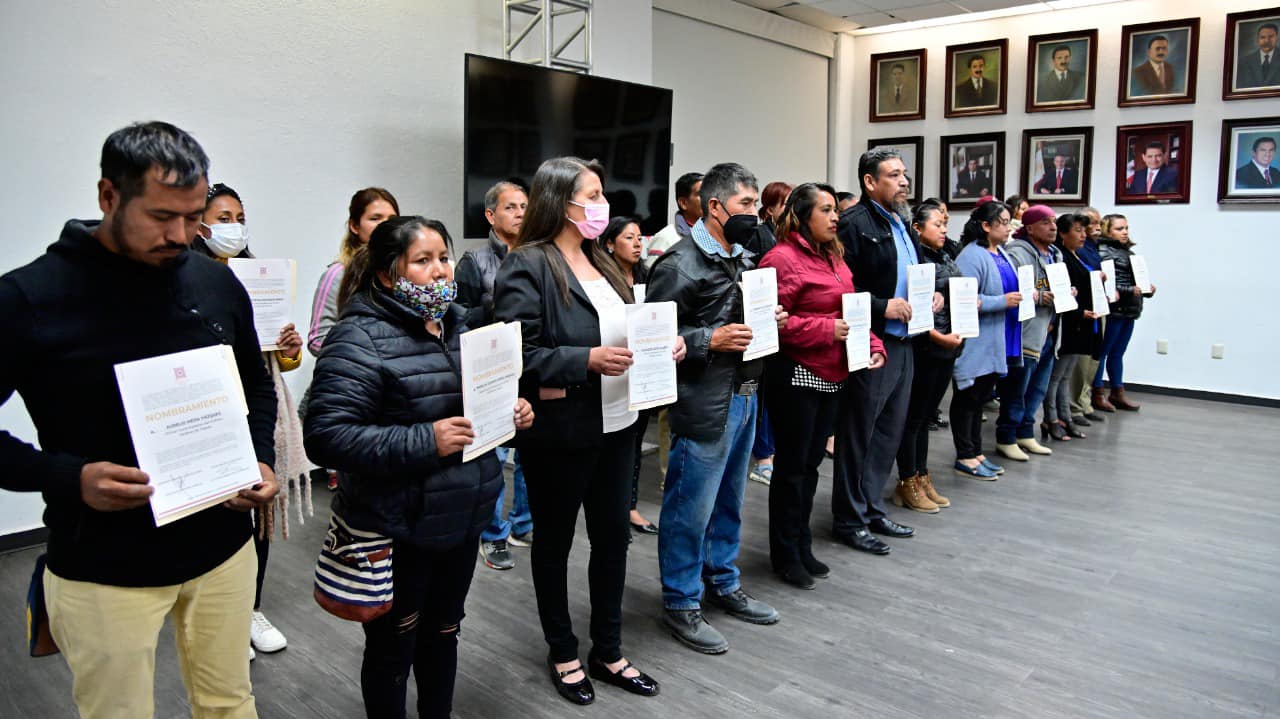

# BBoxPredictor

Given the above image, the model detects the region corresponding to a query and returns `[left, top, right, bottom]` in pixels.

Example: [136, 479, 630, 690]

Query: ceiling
[733, 0, 1061, 31]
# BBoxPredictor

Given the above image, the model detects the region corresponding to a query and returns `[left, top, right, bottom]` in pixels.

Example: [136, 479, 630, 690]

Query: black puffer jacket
[1099, 238, 1148, 319]
[304, 292, 502, 549]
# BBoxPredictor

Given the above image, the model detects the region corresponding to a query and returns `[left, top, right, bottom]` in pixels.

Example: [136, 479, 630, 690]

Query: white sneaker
[250, 611, 287, 653]
[249, 646, 256, 662]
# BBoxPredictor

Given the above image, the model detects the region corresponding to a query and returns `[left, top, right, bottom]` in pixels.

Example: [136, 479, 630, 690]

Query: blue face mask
[390, 277, 457, 321]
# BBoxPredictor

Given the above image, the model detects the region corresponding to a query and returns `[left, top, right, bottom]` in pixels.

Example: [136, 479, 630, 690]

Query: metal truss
[503, 0, 592, 73]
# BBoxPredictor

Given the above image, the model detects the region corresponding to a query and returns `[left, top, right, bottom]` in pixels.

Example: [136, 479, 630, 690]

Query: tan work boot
[1110, 387, 1141, 411]
[1092, 387, 1116, 412]
[917, 470, 950, 508]
[892, 475, 940, 514]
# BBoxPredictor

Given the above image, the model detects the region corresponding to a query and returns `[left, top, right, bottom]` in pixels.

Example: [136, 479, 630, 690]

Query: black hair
[1252, 136, 1276, 152]
[912, 202, 944, 229]
[1260, 22, 1278, 34]
[1147, 35, 1168, 49]
[700, 162, 759, 217]
[339, 215, 454, 311]
[207, 183, 242, 206]
[858, 148, 902, 191]
[100, 121, 209, 205]
[775, 183, 842, 261]
[1144, 141, 1166, 153]
[598, 215, 642, 253]
[836, 191, 855, 203]
[675, 172, 704, 201]
[960, 201, 1010, 248]
[968, 54, 985, 68]
[1055, 212, 1086, 234]
[1051, 45, 1072, 57]
[891, 63, 905, 72]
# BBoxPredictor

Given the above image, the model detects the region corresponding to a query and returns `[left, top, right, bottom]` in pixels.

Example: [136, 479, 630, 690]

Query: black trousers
[361, 538, 479, 719]
[253, 529, 268, 610]
[832, 336, 914, 536]
[629, 411, 652, 510]
[766, 378, 840, 572]
[521, 427, 635, 664]
[896, 346, 956, 479]
[950, 373, 999, 459]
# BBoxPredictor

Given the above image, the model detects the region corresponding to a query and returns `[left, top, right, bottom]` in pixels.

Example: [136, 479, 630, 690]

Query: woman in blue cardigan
[951, 201, 1022, 480]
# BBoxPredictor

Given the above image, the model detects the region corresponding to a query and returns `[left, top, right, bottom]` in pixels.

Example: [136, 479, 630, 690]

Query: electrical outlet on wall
[1212, 344, 1225, 359]
[1156, 339, 1169, 354]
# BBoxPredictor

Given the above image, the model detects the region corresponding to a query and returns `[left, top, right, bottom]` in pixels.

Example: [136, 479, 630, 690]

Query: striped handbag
[313, 512, 394, 622]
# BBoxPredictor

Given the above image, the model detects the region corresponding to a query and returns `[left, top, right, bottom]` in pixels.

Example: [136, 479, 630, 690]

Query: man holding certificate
[647, 162, 787, 654]
[0, 122, 279, 717]
[833, 149, 943, 555]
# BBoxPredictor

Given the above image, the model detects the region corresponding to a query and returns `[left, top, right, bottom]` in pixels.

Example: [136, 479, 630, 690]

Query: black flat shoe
[776, 565, 816, 590]
[837, 529, 891, 555]
[801, 552, 830, 578]
[547, 657, 594, 705]
[630, 521, 659, 535]
[588, 657, 660, 697]
[868, 518, 914, 538]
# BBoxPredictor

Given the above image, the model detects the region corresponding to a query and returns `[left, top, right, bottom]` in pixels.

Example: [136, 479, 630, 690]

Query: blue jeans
[658, 394, 756, 611]
[481, 447, 532, 542]
[752, 405, 775, 461]
[995, 357, 1031, 445]
[1018, 334, 1056, 439]
[1094, 316, 1136, 389]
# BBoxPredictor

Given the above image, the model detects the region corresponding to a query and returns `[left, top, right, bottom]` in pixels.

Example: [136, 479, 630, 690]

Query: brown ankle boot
[1092, 387, 1116, 412]
[1110, 387, 1140, 411]
[891, 475, 939, 513]
[917, 470, 950, 508]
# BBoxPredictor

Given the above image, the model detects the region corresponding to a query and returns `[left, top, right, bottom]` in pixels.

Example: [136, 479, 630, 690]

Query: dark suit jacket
[1131, 61, 1177, 96]
[954, 78, 998, 107]
[1037, 70, 1084, 102]
[1236, 162, 1279, 189]
[1127, 167, 1178, 194]
[1034, 168, 1078, 194]
[955, 170, 990, 197]
[1237, 51, 1279, 89]
[880, 83, 918, 113]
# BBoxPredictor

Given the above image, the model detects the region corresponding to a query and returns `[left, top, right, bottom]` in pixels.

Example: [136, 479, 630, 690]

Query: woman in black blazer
[494, 157, 683, 705]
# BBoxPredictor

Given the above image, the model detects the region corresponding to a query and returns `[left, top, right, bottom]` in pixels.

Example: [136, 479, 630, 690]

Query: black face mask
[716, 203, 759, 247]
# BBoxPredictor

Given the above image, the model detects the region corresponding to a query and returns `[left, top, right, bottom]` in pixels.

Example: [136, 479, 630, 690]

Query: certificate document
[1129, 255, 1152, 293]
[949, 277, 980, 338]
[227, 259, 296, 351]
[626, 302, 678, 411]
[597, 303, 637, 433]
[460, 321, 523, 463]
[114, 345, 260, 527]
[632, 283, 646, 304]
[906, 263, 935, 336]
[1100, 259, 1119, 302]
[1089, 270, 1110, 318]
[1017, 265, 1036, 322]
[741, 268, 779, 361]
[842, 292, 872, 372]
[1045, 262, 1077, 313]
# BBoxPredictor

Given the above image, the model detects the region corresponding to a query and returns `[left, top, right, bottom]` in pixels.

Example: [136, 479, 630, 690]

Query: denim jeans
[481, 447, 532, 542]
[996, 357, 1032, 445]
[1094, 316, 1136, 389]
[1017, 333, 1057, 439]
[658, 393, 756, 611]
[752, 405, 775, 461]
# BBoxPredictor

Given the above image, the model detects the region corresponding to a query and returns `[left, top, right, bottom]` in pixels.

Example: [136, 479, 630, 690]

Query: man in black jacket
[834, 149, 941, 555]
[647, 162, 786, 654]
[0, 122, 278, 717]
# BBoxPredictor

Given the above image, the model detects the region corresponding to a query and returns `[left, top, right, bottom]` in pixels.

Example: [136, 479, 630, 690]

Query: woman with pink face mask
[494, 157, 686, 706]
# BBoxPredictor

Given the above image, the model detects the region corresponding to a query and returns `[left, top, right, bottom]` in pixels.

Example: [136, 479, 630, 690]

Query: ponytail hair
[960, 200, 1009, 248]
[338, 187, 400, 265]
[774, 182, 842, 261]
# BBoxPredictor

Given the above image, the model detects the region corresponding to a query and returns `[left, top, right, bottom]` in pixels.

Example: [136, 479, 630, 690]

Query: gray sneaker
[663, 609, 729, 654]
[705, 588, 779, 625]
[508, 530, 533, 548]
[480, 539, 515, 570]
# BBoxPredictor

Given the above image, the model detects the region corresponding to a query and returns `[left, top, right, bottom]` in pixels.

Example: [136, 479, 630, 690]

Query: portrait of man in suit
[1034, 153, 1079, 195]
[954, 54, 999, 108]
[1130, 34, 1180, 97]
[1236, 21, 1280, 90]
[955, 158, 990, 197]
[1236, 136, 1278, 189]
[876, 59, 920, 116]
[1126, 141, 1179, 194]
[1036, 45, 1086, 103]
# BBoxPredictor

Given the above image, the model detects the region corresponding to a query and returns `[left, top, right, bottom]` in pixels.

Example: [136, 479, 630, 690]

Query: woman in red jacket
[759, 183, 885, 589]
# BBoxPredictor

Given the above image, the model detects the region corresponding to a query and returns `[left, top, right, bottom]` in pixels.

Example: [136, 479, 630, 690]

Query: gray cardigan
[953, 242, 1012, 388]
[1004, 237, 1062, 359]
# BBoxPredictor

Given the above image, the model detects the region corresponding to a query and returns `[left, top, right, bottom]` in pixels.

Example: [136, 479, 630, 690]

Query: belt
[734, 380, 759, 396]
[883, 334, 911, 343]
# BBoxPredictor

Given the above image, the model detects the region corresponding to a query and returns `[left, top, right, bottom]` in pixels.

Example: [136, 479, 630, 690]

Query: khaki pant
[44, 539, 258, 719]
[1070, 355, 1100, 416]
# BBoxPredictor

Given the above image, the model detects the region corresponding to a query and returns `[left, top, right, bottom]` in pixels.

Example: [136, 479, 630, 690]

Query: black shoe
[547, 657, 594, 705]
[1070, 414, 1092, 427]
[1083, 411, 1105, 422]
[933, 409, 949, 429]
[776, 564, 816, 590]
[630, 521, 659, 535]
[704, 587, 780, 624]
[588, 656, 660, 697]
[836, 529, 890, 555]
[663, 609, 729, 654]
[868, 518, 914, 538]
[926, 419, 941, 431]
[800, 552, 830, 578]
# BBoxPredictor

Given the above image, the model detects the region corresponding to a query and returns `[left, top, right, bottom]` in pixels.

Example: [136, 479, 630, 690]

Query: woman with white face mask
[194, 183, 308, 661]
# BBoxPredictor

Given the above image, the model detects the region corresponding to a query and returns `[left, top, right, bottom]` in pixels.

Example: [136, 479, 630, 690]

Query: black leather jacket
[646, 235, 762, 442]
[454, 230, 509, 327]
[1099, 238, 1148, 319]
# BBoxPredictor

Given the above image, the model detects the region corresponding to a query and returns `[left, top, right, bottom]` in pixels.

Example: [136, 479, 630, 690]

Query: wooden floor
[2, 392, 1279, 718]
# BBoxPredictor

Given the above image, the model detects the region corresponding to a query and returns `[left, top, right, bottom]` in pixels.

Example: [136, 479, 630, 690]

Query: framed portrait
[1218, 117, 1280, 203]
[1119, 18, 1199, 107]
[1026, 30, 1097, 112]
[870, 49, 926, 122]
[939, 132, 1005, 208]
[945, 39, 1008, 117]
[1223, 8, 1280, 100]
[867, 136, 924, 201]
[1115, 121, 1192, 204]
[1020, 127, 1092, 206]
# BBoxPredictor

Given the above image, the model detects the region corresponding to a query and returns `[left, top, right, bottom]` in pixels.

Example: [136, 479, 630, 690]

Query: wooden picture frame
[945, 39, 1008, 118]
[1223, 8, 1280, 101]
[939, 132, 1006, 208]
[870, 49, 927, 122]
[1118, 18, 1199, 107]
[1026, 29, 1097, 113]
[1115, 121, 1192, 204]
[1021, 127, 1093, 206]
[867, 136, 925, 201]
[1218, 116, 1280, 204]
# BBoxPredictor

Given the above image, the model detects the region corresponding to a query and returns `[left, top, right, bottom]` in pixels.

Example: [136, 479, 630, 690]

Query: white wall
[0, 0, 655, 537]
[845, 0, 1280, 399]
[652, 8, 830, 200]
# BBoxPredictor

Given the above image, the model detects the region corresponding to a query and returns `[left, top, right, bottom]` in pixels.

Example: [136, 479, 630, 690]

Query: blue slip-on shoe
[979, 458, 1005, 475]
[953, 460, 997, 481]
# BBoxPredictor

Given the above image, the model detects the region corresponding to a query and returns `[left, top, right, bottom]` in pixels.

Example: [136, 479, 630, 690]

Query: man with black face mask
[646, 162, 788, 655]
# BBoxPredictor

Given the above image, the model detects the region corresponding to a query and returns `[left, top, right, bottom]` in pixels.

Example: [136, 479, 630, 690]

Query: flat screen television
[464, 54, 674, 239]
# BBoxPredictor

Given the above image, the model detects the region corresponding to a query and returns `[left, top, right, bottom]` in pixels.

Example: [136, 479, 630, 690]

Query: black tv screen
[464, 54, 674, 239]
